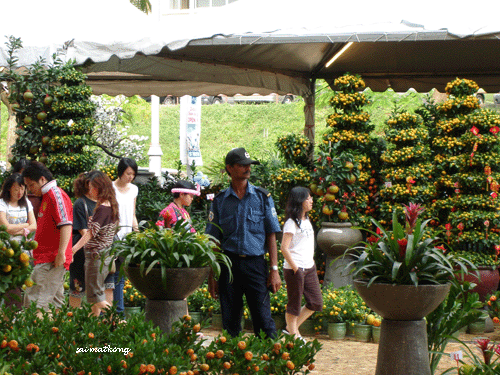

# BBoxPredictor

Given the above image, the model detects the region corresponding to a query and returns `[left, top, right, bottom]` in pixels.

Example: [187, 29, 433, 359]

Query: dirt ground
[201, 326, 500, 375]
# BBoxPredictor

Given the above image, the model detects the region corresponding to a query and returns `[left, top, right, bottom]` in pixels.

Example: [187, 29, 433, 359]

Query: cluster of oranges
[0, 227, 37, 294]
[445, 77, 479, 97]
[334, 74, 366, 92]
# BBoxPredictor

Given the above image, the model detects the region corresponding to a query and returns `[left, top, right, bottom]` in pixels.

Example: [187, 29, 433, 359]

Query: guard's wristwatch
[271, 265, 279, 271]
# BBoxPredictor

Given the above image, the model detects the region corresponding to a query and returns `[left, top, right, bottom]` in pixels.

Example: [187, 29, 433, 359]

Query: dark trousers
[218, 254, 276, 338]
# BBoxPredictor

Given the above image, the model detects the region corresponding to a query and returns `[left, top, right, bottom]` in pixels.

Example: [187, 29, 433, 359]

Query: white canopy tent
[3, 0, 500, 146]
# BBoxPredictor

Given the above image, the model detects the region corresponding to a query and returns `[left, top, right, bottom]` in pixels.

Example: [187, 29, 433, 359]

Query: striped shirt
[85, 205, 118, 255]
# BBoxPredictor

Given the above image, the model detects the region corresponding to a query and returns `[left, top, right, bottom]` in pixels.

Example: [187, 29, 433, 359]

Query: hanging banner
[179, 95, 203, 166]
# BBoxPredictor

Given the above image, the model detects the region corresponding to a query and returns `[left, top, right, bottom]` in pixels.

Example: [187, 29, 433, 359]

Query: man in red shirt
[22, 161, 73, 311]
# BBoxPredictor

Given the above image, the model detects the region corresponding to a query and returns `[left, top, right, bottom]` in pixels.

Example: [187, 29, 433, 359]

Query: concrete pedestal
[145, 299, 188, 334]
[323, 254, 354, 289]
[376, 319, 430, 375]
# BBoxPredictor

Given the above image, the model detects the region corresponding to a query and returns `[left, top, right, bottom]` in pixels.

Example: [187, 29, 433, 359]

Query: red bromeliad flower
[397, 238, 408, 259]
[476, 338, 494, 365]
[470, 126, 480, 136]
[435, 245, 446, 253]
[490, 126, 500, 135]
[402, 203, 425, 234]
[367, 235, 379, 244]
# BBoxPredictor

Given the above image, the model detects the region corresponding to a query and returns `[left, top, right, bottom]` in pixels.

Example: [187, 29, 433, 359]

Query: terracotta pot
[455, 267, 499, 302]
[353, 280, 451, 320]
[125, 266, 210, 300]
[316, 222, 362, 257]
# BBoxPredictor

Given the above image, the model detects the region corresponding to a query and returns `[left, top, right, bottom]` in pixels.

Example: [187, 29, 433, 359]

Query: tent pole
[303, 78, 316, 161]
[148, 95, 163, 177]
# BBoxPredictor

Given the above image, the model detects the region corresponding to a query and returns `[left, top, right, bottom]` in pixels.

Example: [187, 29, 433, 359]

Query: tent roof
[3, 0, 500, 96]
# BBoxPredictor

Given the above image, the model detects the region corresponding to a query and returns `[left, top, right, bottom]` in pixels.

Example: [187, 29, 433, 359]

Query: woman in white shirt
[112, 158, 139, 316]
[0, 173, 37, 309]
[280, 186, 323, 338]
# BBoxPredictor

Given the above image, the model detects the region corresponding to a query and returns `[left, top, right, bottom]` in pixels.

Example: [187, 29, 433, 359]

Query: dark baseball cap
[225, 148, 260, 165]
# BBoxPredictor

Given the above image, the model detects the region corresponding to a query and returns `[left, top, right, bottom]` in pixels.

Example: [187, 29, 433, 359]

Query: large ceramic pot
[318, 222, 363, 288]
[125, 266, 211, 300]
[353, 280, 451, 320]
[455, 267, 499, 302]
[316, 222, 362, 257]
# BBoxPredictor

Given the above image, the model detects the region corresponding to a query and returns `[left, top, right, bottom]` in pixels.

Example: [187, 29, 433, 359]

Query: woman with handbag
[72, 171, 119, 316]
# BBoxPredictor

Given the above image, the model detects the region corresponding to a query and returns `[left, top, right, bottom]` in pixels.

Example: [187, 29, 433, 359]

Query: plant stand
[354, 281, 451, 375]
[125, 266, 210, 335]
[376, 319, 430, 375]
[145, 299, 188, 334]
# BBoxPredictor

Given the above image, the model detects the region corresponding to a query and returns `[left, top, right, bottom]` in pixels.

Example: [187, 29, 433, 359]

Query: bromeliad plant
[442, 338, 500, 375]
[110, 220, 232, 283]
[350, 203, 472, 286]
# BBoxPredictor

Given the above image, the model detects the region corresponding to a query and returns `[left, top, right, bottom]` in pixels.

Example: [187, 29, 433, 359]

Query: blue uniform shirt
[206, 183, 281, 256]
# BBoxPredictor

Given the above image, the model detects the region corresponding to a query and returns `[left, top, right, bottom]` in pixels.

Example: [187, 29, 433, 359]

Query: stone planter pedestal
[126, 266, 210, 334]
[354, 280, 451, 375]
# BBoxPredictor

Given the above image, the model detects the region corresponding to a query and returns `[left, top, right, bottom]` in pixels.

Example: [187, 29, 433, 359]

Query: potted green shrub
[111, 220, 232, 301]
[350, 203, 472, 375]
[123, 278, 145, 318]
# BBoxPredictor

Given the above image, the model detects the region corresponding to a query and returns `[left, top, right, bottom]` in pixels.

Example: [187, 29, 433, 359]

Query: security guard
[206, 147, 282, 338]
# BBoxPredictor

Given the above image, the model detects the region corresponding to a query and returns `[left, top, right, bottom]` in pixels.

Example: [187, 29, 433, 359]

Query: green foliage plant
[351, 203, 472, 286]
[379, 110, 434, 226]
[111, 220, 232, 283]
[441, 338, 500, 375]
[123, 278, 146, 308]
[0, 36, 97, 194]
[485, 291, 500, 323]
[426, 281, 484, 374]
[275, 133, 313, 168]
[0, 225, 36, 302]
[319, 285, 369, 324]
[430, 78, 500, 261]
[309, 73, 379, 225]
[187, 283, 211, 312]
[0, 303, 321, 374]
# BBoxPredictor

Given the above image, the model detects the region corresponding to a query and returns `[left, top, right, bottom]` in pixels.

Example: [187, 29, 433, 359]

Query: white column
[148, 95, 163, 177]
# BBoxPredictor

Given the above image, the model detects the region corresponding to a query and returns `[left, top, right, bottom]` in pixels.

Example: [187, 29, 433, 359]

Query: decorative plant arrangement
[0, 225, 36, 301]
[351, 203, 471, 286]
[123, 278, 146, 308]
[111, 220, 232, 283]
[0, 37, 97, 194]
[275, 133, 313, 168]
[442, 338, 500, 375]
[379, 110, 434, 225]
[310, 73, 380, 226]
[310, 150, 360, 224]
[430, 78, 500, 263]
[269, 286, 289, 317]
[187, 283, 212, 313]
[485, 291, 500, 324]
[319, 285, 370, 324]
[0, 304, 321, 374]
